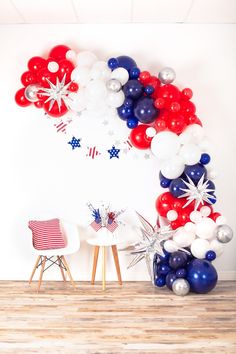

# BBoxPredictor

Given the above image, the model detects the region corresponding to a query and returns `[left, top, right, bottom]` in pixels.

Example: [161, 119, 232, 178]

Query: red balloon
[169, 101, 180, 113]
[210, 212, 221, 222]
[58, 59, 75, 83]
[37, 68, 56, 88]
[153, 118, 166, 132]
[167, 113, 187, 134]
[171, 220, 182, 230]
[34, 100, 44, 109]
[186, 114, 203, 126]
[21, 71, 38, 86]
[154, 97, 165, 109]
[49, 45, 70, 62]
[155, 192, 174, 217]
[178, 208, 191, 225]
[172, 197, 187, 211]
[68, 82, 79, 92]
[146, 76, 161, 90]
[129, 124, 152, 149]
[180, 100, 196, 118]
[15, 88, 31, 107]
[158, 84, 180, 107]
[44, 99, 68, 118]
[181, 88, 193, 101]
[28, 56, 46, 73]
[139, 71, 151, 85]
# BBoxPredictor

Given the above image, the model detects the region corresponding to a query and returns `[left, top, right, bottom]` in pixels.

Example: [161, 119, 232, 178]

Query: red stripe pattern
[106, 221, 118, 233]
[90, 220, 102, 232]
[28, 218, 66, 250]
[86, 146, 101, 159]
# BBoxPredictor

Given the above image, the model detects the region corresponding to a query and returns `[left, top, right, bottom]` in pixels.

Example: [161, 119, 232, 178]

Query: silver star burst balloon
[120, 212, 175, 282]
[179, 174, 216, 210]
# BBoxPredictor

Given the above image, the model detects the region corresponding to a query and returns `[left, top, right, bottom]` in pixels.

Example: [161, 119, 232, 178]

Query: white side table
[87, 228, 123, 291]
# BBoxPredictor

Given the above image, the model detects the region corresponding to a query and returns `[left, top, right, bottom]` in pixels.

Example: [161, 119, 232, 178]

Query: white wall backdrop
[0, 24, 235, 281]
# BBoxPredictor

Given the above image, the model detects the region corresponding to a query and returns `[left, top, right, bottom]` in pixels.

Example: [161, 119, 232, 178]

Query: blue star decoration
[68, 137, 81, 150]
[108, 145, 120, 159]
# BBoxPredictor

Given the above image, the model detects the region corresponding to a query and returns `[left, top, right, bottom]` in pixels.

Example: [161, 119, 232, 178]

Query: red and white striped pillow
[28, 218, 66, 250]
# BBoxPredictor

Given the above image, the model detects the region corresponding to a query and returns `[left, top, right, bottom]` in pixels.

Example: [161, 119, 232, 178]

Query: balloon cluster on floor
[15, 45, 233, 295]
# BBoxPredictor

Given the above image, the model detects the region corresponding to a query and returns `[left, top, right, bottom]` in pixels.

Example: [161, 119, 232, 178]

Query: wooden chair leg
[57, 256, 66, 282]
[61, 256, 76, 289]
[91, 246, 100, 285]
[111, 245, 122, 285]
[102, 246, 106, 291]
[29, 256, 41, 284]
[37, 256, 46, 293]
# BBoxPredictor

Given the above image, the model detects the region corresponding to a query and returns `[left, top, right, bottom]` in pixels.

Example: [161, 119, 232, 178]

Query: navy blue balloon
[166, 271, 177, 290]
[159, 172, 172, 188]
[154, 275, 166, 287]
[184, 163, 207, 184]
[209, 195, 217, 204]
[144, 85, 154, 96]
[127, 117, 139, 129]
[176, 268, 187, 278]
[200, 153, 211, 165]
[187, 259, 218, 294]
[129, 67, 140, 79]
[157, 263, 171, 276]
[123, 98, 133, 108]
[205, 250, 216, 262]
[206, 180, 215, 194]
[169, 251, 188, 270]
[107, 57, 119, 70]
[116, 55, 137, 72]
[134, 97, 159, 124]
[123, 80, 143, 100]
[169, 178, 186, 198]
[158, 249, 170, 263]
[117, 104, 133, 120]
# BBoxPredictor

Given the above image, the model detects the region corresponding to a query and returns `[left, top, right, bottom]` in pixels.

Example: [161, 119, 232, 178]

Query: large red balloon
[58, 59, 75, 83]
[180, 100, 196, 118]
[28, 56, 46, 73]
[167, 113, 187, 134]
[49, 45, 71, 62]
[21, 71, 38, 86]
[158, 84, 180, 107]
[155, 192, 174, 217]
[129, 124, 152, 149]
[44, 99, 68, 118]
[37, 68, 56, 88]
[15, 88, 31, 107]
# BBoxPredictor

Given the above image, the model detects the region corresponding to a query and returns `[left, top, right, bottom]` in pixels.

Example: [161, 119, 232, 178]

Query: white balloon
[107, 91, 125, 108]
[198, 139, 211, 151]
[66, 49, 77, 63]
[76, 51, 97, 68]
[195, 217, 216, 240]
[167, 210, 178, 221]
[111, 67, 129, 85]
[190, 211, 202, 223]
[164, 240, 179, 253]
[200, 206, 211, 217]
[86, 80, 107, 100]
[146, 127, 157, 138]
[71, 67, 90, 86]
[182, 124, 205, 144]
[184, 222, 196, 234]
[47, 61, 59, 73]
[151, 131, 181, 160]
[67, 90, 87, 112]
[161, 156, 185, 179]
[216, 216, 227, 225]
[210, 239, 224, 257]
[90, 61, 111, 81]
[179, 131, 192, 145]
[207, 168, 218, 180]
[173, 227, 195, 248]
[191, 238, 210, 259]
[179, 143, 201, 165]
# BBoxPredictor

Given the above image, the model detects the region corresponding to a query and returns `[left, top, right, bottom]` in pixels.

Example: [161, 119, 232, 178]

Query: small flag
[124, 137, 133, 150]
[86, 146, 101, 159]
[106, 221, 118, 233]
[54, 121, 67, 134]
[90, 220, 102, 232]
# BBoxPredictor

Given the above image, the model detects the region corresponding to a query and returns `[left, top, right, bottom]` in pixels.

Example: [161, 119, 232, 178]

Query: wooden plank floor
[0, 281, 235, 354]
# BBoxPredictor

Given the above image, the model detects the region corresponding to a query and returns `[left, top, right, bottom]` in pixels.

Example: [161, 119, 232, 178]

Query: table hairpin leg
[102, 246, 106, 291]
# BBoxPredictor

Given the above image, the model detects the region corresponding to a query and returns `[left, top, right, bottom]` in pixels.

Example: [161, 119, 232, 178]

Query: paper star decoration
[120, 212, 175, 282]
[68, 137, 81, 150]
[40, 74, 71, 112]
[108, 145, 120, 159]
[179, 174, 216, 210]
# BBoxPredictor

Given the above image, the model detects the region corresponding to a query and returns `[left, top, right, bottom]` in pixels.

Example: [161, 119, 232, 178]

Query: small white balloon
[111, 67, 129, 86]
[173, 227, 195, 248]
[200, 206, 212, 217]
[71, 67, 90, 86]
[161, 156, 185, 180]
[66, 49, 77, 62]
[191, 238, 210, 259]
[86, 80, 107, 100]
[179, 143, 201, 165]
[190, 211, 202, 224]
[184, 222, 196, 233]
[76, 51, 97, 68]
[47, 61, 59, 73]
[107, 91, 125, 108]
[195, 217, 216, 240]
[146, 127, 157, 138]
[90, 61, 111, 81]
[151, 131, 181, 160]
[210, 239, 224, 257]
[164, 240, 179, 253]
[216, 216, 227, 225]
[167, 210, 178, 221]
[207, 169, 218, 180]
[182, 124, 205, 144]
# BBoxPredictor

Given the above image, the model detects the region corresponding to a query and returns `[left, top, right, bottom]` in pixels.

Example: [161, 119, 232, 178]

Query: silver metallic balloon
[214, 224, 233, 243]
[24, 84, 41, 102]
[172, 279, 190, 296]
[158, 67, 176, 84]
[106, 79, 122, 93]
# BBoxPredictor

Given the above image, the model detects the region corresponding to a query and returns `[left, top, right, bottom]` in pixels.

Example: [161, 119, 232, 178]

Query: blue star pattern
[68, 137, 81, 150]
[108, 145, 120, 159]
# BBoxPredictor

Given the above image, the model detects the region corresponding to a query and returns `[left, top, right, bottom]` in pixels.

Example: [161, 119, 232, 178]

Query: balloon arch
[15, 44, 233, 296]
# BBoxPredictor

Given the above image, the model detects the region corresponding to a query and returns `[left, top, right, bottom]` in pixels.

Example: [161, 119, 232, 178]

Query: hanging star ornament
[40, 74, 71, 112]
[107, 145, 120, 159]
[119, 212, 175, 282]
[179, 174, 216, 210]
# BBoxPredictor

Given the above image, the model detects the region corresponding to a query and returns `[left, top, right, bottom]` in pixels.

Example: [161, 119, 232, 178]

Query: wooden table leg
[62, 256, 76, 290]
[29, 256, 40, 284]
[111, 245, 122, 285]
[91, 246, 100, 285]
[57, 256, 66, 282]
[37, 256, 46, 293]
[102, 246, 106, 291]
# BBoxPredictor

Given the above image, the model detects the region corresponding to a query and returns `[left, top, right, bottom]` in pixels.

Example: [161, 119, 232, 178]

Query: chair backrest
[60, 220, 80, 254]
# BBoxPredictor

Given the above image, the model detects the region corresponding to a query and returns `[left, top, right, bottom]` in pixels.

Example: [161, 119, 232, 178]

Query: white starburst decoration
[40, 74, 71, 112]
[179, 174, 216, 210]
